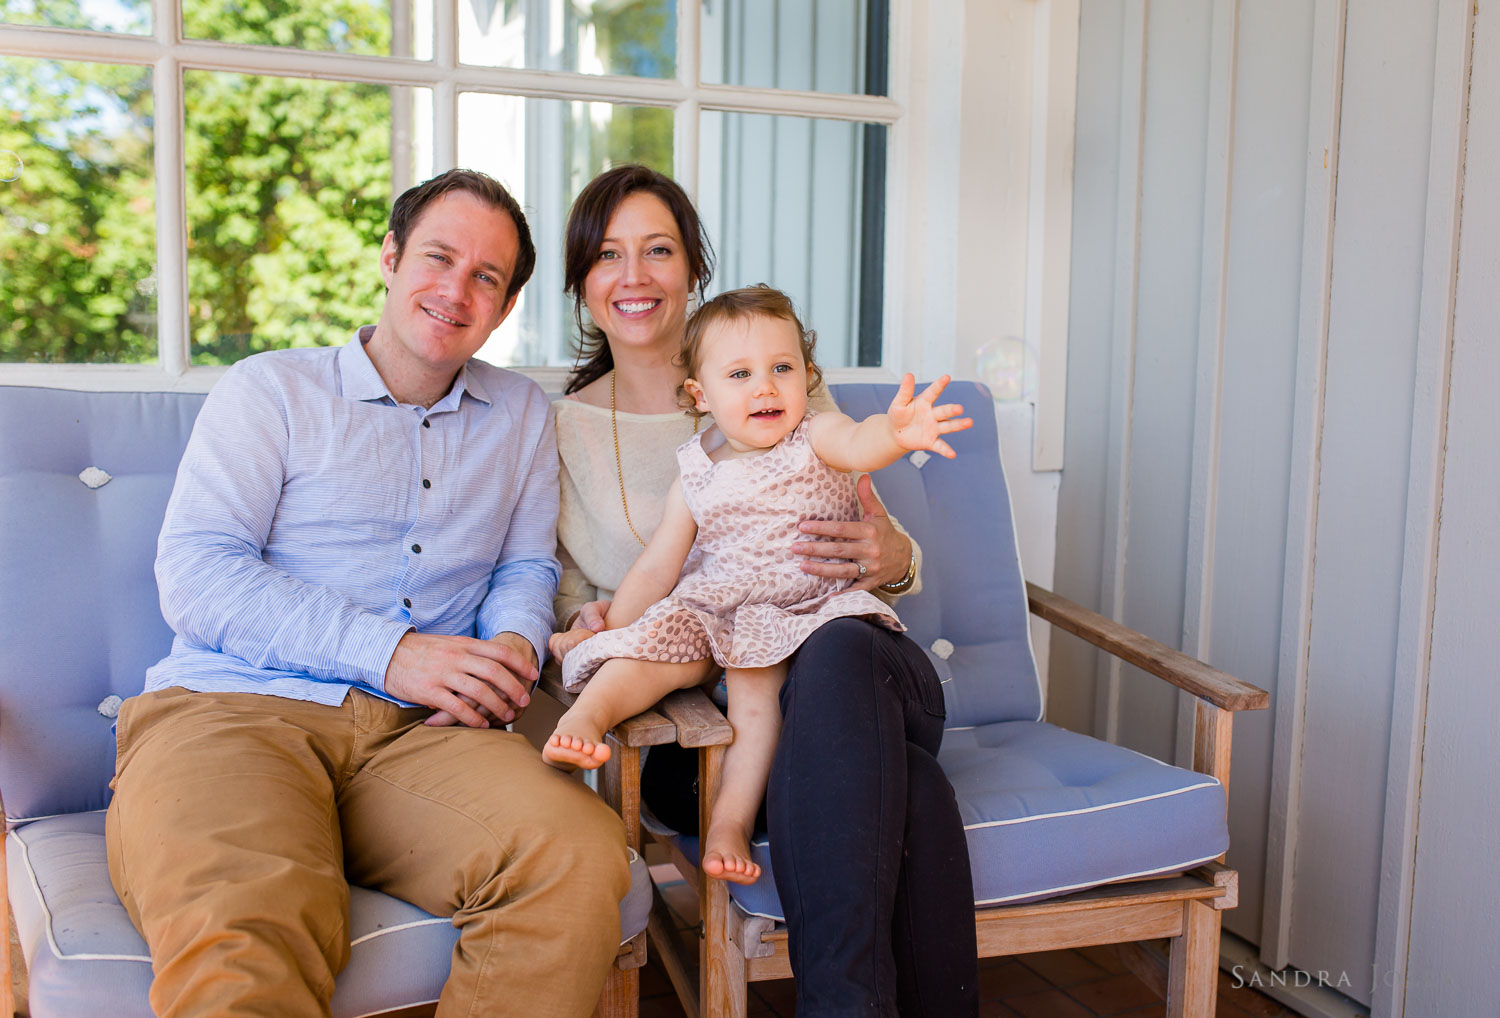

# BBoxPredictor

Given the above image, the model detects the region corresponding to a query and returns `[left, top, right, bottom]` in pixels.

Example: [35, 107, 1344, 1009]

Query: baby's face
[686, 315, 810, 453]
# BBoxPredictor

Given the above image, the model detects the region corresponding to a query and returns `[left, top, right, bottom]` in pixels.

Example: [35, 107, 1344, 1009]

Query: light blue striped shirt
[144, 330, 560, 706]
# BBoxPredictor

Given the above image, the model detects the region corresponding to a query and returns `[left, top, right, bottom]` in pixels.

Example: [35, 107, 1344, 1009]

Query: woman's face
[582, 191, 693, 359]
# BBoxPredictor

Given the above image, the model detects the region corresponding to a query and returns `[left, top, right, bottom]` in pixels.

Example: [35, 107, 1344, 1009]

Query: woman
[553, 164, 978, 1017]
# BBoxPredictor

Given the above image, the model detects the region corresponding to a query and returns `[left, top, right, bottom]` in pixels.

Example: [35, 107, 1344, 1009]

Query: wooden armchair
[635, 382, 1270, 1018]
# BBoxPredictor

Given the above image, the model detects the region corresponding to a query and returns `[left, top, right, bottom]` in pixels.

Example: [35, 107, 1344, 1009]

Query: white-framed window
[1, 0, 903, 389]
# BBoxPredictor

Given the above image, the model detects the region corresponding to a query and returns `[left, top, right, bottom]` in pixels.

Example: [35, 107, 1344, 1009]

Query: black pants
[642, 619, 978, 1017]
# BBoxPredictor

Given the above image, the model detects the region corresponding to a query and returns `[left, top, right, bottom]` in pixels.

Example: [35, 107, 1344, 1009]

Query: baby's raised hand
[549, 627, 595, 662]
[887, 374, 974, 459]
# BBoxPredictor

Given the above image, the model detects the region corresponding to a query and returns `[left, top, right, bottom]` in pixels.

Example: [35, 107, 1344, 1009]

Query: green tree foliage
[0, 44, 156, 362]
[183, 70, 394, 363]
[182, 0, 396, 363]
[2, 0, 395, 364]
[3, 0, 678, 366]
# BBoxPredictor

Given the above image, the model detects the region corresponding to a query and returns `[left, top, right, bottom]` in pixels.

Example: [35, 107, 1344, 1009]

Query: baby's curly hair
[677, 285, 825, 419]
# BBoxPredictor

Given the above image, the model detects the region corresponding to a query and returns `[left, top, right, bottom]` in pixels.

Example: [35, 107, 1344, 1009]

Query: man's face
[376, 190, 521, 383]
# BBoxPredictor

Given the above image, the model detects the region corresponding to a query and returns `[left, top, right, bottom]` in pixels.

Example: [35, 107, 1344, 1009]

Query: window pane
[460, 0, 673, 77]
[702, 0, 888, 97]
[1, 0, 150, 35]
[1, 59, 155, 364]
[185, 72, 432, 364]
[457, 94, 672, 366]
[183, 0, 428, 59]
[700, 112, 885, 367]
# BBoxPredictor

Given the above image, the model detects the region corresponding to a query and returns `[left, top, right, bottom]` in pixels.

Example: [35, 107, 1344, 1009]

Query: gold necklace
[611, 369, 696, 547]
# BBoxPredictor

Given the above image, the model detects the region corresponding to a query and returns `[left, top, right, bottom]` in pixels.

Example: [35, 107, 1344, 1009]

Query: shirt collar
[338, 328, 396, 403]
[338, 327, 492, 409]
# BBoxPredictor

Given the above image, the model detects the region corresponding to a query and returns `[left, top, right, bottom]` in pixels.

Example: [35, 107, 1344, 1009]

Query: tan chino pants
[105, 687, 629, 1018]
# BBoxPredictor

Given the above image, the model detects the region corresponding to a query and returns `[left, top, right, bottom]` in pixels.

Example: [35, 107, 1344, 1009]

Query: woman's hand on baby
[549, 627, 596, 661]
[887, 374, 973, 459]
[795, 474, 912, 591]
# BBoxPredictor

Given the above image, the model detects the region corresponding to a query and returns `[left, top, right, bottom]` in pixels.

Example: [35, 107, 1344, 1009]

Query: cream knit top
[554, 386, 922, 629]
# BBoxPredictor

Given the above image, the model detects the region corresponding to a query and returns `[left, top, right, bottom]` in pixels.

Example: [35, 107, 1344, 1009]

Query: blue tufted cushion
[7, 811, 651, 1018]
[828, 382, 1043, 727]
[0, 384, 653, 1011]
[654, 383, 1229, 921]
[0, 388, 206, 820]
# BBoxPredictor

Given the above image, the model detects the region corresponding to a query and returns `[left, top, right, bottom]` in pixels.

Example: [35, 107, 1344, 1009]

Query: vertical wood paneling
[1404, 10, 1500, 986]
[1260, 0, 1346, 971]
[1371, 1, 1474, 1014]
[1290, 0, 1441, 997]
[1049, 0, 1126, 736]
[1116, 0, 1213, 764]
[1176, 0, 1239, 767]
[1205, 0, 1317, 944]
[771, 114, 813, 299]
[1093, 0, 1149, 745]
[808, 118, 859, 361]
[1062, 0, 1494, 1005]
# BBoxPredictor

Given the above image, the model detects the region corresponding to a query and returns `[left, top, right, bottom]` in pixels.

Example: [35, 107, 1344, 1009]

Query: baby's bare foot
[702, 828, 761, 885]
[543, 731, 611, 770]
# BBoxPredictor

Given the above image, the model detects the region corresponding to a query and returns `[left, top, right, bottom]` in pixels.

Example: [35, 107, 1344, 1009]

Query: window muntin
[1, 58, 155, 364]
[457, 94, 672, 367]
[1, 0, 151, 35]
[181, 0, 428, 59]
[702, 0, 888, 98]
[459, 0, 674, 78]
[1, 0, 897, 376]
[701, 113, 885, 367]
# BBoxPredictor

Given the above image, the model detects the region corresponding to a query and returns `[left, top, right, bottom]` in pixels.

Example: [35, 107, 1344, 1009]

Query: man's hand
[549, 627, 595, 661]
[886, 374, 972, 459]
[792, 475, 912, 591]
[385, 631, 536, 729]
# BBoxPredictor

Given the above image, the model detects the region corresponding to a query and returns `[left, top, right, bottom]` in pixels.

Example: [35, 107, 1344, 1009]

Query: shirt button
[403, 597, 412, 608]
[411, 544, 421, 554]
[422, 419, 431, 429]
[422, 479, 431, 489]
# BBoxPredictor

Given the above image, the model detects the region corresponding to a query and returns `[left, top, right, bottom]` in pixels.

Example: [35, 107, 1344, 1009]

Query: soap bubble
[976, 336, 1036, 402]
[0, 150, 21, 183]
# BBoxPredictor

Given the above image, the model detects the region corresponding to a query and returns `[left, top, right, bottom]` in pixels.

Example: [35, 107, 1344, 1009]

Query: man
[105, 169, 629, 1018]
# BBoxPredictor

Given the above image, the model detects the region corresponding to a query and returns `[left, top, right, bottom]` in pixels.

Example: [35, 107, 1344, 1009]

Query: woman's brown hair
[676, 285, 824, 419]
[562, 165, 715, 394]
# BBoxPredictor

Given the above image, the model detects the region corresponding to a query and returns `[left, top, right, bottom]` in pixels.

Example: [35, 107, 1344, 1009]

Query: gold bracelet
[879, 548, 918, 594]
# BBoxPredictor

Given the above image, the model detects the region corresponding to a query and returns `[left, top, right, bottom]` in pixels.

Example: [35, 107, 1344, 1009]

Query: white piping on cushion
[348, 917, 450, 948]
[6, 807, 109, 828]
[962, 780, 1221, 830]
[973, 852, 1225, 906]
[352, 999, 440, 1017]
[11, 826, 151, 963]
[729, 850, 1227, 924]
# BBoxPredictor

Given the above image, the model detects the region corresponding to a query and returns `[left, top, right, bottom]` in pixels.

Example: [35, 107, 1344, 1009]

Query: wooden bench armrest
[535, 659, 677, 747]
[1025, 582, 1269, 712]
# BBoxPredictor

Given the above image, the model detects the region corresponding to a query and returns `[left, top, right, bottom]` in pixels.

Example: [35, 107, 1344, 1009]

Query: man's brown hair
[387, 169, 536, 303]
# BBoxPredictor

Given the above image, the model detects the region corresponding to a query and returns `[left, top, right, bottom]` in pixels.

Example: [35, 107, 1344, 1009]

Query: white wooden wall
[1052, 0, 1500, 1013]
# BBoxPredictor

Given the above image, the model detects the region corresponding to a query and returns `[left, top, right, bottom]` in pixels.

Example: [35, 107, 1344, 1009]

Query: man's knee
[484, 774, 630, 901]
